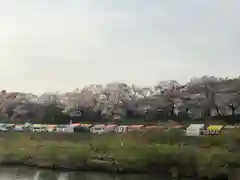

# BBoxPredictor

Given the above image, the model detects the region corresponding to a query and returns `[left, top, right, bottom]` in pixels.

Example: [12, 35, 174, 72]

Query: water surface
[0, 167, 191, 180]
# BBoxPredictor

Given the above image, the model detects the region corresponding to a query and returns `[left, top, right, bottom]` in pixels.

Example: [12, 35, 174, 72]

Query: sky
[0, 0, 239, 94]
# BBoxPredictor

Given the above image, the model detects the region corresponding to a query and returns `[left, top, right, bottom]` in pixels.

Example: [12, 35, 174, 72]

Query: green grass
[0, 130, 240, 179]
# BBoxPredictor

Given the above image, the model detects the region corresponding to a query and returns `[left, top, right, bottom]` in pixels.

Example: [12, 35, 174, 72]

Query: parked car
[55, 125, 75, 133]
[31, 127, 47, 132]
[14, 125, 25, 132]
[115, 125, 129, 133]
[90, 125, 106, 134]
[0, 126, 8, 132]
[47, 127, 56, 132]
[74, 126, 90, 133]
[45, 125, 57, 132]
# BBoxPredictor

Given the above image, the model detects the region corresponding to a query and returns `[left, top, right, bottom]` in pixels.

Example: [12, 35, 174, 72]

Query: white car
[0, 127, 8, 132]
[31, 127, 47, 132]
[90, 125, 106, 134]
[14, 126, 24, 132]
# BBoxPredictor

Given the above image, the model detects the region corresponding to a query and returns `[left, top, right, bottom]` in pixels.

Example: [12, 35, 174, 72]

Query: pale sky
[0, 0, 239, 94]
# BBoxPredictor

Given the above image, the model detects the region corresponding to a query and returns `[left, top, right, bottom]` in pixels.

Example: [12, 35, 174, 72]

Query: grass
[0, 130, 240, 179]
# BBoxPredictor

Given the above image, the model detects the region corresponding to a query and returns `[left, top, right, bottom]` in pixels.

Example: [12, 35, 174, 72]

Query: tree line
[0, 75, 240, 124]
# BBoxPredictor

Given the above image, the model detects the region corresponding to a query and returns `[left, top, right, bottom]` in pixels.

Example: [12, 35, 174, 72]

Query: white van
[90, 125, 106, 134]
[31, 125, 47, 132]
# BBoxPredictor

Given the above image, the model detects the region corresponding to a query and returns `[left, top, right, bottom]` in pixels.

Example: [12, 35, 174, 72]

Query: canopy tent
[186, 124, 205, 136]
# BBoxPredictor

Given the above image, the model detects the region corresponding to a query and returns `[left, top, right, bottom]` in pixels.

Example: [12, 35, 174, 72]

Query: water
[0, 167, 191, 180]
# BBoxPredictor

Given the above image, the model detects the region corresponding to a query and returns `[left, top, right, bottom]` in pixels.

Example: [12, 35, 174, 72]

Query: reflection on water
[0, 167, 190, 180]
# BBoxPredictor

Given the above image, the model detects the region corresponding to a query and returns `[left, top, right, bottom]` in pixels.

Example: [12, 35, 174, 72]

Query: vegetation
[0, 130, 240, 179]
[1, 76, 240, 124]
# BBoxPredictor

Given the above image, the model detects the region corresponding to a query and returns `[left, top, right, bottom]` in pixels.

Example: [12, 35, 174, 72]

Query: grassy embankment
[0, 130, 240, 179]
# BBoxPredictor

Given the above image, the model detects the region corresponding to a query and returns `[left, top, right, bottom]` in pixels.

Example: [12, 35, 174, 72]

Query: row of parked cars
[0, 123, 185, 134]
[0, 123, 146, 134]
[0, 123, 75, 132]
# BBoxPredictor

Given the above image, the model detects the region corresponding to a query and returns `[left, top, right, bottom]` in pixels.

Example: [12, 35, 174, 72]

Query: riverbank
[0, 131, 240, 179]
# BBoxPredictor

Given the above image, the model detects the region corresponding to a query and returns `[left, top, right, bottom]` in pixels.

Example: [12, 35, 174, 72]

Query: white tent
[186, 124, 205, 136]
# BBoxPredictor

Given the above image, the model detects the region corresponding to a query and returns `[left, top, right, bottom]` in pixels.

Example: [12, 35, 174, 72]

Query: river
[0, 167, 195, 180]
